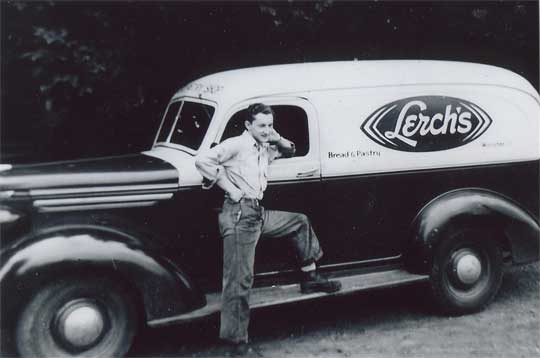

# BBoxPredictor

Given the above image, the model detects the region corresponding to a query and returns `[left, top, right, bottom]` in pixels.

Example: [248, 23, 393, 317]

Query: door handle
[296, 168, 319, 178]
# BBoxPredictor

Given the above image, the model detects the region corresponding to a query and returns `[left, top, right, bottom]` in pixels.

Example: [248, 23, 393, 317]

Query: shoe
[300, 270, 342, 294]
[219, 339, 252, 357]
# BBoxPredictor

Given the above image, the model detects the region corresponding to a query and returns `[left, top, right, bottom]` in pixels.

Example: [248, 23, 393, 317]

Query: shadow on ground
[130, 282, 435, 356]
[130, 263, 540, 357]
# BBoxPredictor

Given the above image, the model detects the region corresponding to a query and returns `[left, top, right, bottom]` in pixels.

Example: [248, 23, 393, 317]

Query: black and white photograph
[1, 1, 539, 357]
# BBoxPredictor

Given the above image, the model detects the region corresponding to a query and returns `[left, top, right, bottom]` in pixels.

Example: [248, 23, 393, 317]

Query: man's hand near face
[267, 128, 282, 145]
[268, 128, 296, 157]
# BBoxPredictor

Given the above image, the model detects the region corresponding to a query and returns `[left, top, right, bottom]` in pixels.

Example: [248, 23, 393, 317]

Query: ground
[131, 262, 540, 358]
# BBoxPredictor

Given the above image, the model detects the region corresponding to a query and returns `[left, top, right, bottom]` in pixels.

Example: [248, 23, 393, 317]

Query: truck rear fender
[406, 188, 540, 273]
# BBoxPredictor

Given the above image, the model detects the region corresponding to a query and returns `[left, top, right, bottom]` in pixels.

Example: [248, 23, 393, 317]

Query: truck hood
[0, 154, 179, 194]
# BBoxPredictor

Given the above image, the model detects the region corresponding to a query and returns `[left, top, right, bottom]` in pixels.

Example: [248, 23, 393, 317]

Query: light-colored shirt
[195, 131, 290, 200]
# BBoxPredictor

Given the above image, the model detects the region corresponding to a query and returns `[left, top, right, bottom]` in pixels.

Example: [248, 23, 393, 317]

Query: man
[195, 103, 341, 348]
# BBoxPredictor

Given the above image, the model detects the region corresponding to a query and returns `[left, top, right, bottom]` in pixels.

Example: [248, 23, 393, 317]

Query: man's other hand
[228, 188, 244, 202]
[267, 129, 282, 145]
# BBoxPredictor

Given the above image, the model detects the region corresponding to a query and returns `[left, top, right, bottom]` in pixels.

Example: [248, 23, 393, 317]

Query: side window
[222, 105, 310, 157]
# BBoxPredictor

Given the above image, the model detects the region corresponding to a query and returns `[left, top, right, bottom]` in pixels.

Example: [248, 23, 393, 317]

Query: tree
[1, 1, 537, 163]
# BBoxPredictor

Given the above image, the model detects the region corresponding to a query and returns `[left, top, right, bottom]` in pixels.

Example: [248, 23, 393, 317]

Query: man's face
[245, 112, 274, 144]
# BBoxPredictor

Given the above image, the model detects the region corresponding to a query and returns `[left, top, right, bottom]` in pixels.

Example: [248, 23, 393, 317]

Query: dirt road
[131, 262, 540, 357]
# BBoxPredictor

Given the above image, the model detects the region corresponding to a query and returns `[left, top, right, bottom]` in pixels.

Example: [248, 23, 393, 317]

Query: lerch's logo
[361, 96, 493, 152]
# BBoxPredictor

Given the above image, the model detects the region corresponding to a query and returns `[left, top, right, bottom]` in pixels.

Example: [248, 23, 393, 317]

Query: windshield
[155, 100, 215, 151]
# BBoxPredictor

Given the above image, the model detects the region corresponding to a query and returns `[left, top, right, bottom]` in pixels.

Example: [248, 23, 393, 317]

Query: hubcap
[54, 299, 106, 350]
[454, 252, 482, 285]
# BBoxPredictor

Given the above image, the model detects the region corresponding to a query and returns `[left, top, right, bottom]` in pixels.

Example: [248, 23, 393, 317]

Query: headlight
[0, 207, 21, 224]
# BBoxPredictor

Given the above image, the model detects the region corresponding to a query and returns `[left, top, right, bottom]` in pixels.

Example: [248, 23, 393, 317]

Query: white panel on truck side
[312, 85, 540, 178]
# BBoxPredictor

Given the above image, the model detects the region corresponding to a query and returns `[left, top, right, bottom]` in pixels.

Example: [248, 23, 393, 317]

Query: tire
[430, 229, 503, 315]
[15, 276, 138, 358]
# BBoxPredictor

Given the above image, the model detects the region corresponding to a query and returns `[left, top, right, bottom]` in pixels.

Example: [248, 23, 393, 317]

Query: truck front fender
[406, 188, 540, 273]
[0, 225, 205, 327]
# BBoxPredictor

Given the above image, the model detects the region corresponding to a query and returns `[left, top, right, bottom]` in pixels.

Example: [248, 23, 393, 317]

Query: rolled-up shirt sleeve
[195, 139, 238, 189]
[268, 145, 281, 163]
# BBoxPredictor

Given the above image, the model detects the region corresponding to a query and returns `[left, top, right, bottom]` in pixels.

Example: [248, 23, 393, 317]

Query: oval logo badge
[361, 96, 493, 152]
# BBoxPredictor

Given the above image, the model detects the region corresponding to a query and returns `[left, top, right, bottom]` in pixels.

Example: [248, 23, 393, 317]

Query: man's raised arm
[269, 129, 296, 158]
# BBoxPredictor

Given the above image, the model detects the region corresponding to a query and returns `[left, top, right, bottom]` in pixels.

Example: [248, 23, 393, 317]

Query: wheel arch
[0, 223, 205, 331]
[405, 188, 540, 273]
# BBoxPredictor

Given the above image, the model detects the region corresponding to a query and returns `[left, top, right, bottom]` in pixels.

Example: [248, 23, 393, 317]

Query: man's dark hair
[246, 103, 274, 123]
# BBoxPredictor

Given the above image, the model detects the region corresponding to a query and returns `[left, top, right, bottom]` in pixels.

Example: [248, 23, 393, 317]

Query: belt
[240, 197, 259, 206]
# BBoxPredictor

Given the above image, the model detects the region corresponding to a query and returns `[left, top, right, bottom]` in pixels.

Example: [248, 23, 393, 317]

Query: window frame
[152, 96, 218, 155]
[214, 97, 321, 182]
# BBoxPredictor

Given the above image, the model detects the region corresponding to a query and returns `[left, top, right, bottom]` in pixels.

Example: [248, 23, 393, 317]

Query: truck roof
[173, 60, 539, 106]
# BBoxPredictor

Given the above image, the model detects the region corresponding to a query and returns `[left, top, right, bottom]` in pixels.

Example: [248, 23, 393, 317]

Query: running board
[148, 269, 429, 327]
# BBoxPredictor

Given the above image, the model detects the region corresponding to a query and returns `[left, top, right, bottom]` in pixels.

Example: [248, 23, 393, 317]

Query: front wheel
[15, 276, 138, 357]
[430, 230, 503, 315]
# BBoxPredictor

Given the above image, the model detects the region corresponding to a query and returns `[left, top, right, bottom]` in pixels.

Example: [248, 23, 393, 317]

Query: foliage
[1, 1, 538, 163]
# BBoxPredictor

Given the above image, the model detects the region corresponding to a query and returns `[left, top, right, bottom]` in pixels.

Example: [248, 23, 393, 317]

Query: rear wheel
[430, 230, 503, 314]
[15, 276, 137, 357]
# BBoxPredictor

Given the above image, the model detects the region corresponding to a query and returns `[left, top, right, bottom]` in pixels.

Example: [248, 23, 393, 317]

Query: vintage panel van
[1, 60, 539, 357]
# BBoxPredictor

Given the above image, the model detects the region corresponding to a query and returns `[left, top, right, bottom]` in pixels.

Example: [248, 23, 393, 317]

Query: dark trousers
[218, 197, 323, 343]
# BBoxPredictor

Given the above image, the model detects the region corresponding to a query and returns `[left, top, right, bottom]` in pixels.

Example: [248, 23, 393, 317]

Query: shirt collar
[242, 130, 261, 149]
